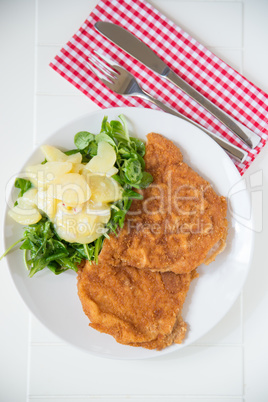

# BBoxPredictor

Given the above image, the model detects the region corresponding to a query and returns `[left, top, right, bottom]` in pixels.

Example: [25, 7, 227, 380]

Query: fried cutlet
[77, 260, 198, 350]
[99, 133, 228, 274]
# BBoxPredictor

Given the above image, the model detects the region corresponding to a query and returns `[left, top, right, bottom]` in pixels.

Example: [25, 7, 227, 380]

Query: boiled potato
[37, 188, 58, 220]
[86, 173, 123, 203]
[85, 141, 116, 173]
[97, 212, 111, 225]
[75, 219, 107, 244]
[106, 166, 118, 177]
[85, 200, 111, 224]
[17, 188, 38, 208]
[40, 145, 67, 162]
[25, 161, 72, 189]
[54, 202, 104, 244]
[71, 163, 85, 174]
[10, 141, 120, 235]
[8, 205, 42, 225]
[51, 173, 91, 207]
[41, 145, 82, 164]
[9, 188, 41, 224]
[67, 154, 82, 164]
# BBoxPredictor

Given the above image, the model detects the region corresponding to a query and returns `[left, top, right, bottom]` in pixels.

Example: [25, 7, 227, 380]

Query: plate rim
[3, 106, 255, 360]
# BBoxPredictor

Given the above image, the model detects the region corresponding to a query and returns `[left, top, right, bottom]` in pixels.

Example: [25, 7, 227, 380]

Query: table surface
[1, 0, 268, 401]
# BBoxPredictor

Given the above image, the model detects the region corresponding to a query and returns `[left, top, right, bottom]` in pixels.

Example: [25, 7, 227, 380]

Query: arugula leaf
[14, 178, 32, 205]
[116, 114, 130, 143]
[0, 238, 23, 262]
[100, 116, 109, 133]
[64, 149, 80, 156]
[74, 131, 94, 150]
[18, 218, 85, 277]
[94, 236, 104, 264]
[130, 137, 146, 157]
[86, 142, 98, 160]
[47, 261, 67, 275]
[95, 133, 116, 147]
[123, 188, 143, 200]
[139, 172, 153, 188]
[123, 158, 143, 184]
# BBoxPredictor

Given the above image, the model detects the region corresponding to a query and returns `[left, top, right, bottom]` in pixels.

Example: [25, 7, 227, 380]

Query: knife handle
[136, 90, 247, 163]
[165, 70, 260, 149]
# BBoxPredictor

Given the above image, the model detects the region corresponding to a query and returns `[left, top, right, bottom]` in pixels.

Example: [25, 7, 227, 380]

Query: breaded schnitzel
[77, 260, 198, 350]
[99, 133, 228, 274]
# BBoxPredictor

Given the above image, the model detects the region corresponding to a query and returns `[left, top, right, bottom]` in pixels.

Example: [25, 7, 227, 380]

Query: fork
[87, 51, 247, 163]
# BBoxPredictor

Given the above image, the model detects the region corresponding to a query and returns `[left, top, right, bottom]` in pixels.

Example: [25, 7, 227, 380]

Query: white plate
[3, 107, 254, 359]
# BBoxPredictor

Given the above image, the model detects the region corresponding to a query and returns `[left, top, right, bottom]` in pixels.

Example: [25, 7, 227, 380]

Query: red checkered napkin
[50, 0, 268, 175]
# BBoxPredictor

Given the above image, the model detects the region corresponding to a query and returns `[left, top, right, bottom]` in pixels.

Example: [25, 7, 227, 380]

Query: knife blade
[95, 21, 260, 149]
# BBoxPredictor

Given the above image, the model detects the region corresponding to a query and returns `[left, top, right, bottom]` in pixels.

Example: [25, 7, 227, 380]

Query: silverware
[87, 51, 247, 163]
[95, 21, 260, 149]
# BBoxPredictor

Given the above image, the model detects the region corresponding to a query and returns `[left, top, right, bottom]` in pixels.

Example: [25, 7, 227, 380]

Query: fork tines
[87, 51, 119, 84]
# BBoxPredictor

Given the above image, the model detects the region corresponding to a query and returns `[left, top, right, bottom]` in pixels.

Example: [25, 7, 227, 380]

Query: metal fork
[87, 51, 247, 163]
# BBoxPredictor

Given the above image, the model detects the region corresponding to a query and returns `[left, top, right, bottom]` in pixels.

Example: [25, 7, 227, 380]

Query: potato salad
[9, 142, 122, 244]
[3, 115, 153, 277]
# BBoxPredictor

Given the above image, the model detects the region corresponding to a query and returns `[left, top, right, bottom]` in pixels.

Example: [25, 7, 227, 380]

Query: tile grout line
[27, 394, 245, 399]
[26, 314, 33, 402]
[241, 291, 245, 402]
[35, 92, 83, 97]
[29, 342, 245, 350]
[27, 0, 39, 400]
[33, 0, 39, 149]
[27, 394, 245, 400]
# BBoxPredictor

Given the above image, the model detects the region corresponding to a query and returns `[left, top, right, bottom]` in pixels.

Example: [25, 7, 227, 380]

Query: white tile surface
[29, 344, 243, 396]
[0, 1, 35, 401]
[148, 1, 243, 47]
[36, 45, 80, 95]
[31, 315, 63, 343]
[243, 0, 268, 89]
[37, 0, 99, 45]
[34, 95, 99, 144]
[1, 0, 268, 401]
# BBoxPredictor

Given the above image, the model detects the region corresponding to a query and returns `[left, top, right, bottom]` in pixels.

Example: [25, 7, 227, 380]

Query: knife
[95, 21, 260, 149]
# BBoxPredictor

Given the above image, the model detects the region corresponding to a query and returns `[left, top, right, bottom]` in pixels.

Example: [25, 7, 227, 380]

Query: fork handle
[134, 91, 247, 163]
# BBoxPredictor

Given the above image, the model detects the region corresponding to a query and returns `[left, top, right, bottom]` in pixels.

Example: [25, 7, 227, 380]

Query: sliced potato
[85, 200, 111, 224]
[85, 141, 116, 173]
[40, 145, 67, 162]
[25, 161, 72, 189]
[9, 188, 41, 225]
[70, 163, 85, 174]
[41, 145, 82, 164]
[106, 166, 118, 177]
[51, 173, 91, 207]
[54, 202, 103, 244]
[66, 153, 82, 164]
[75, 222, 107, 244]
[96, 212, 111, 225]
[86, 174, 123, 203]
[37, 188, 58, 220]
[17, 188, 38, 208]
[8, 205, 42, 225]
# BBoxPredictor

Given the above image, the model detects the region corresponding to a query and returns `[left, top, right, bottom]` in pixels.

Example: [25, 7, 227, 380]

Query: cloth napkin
[50, 0, 268, 175]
